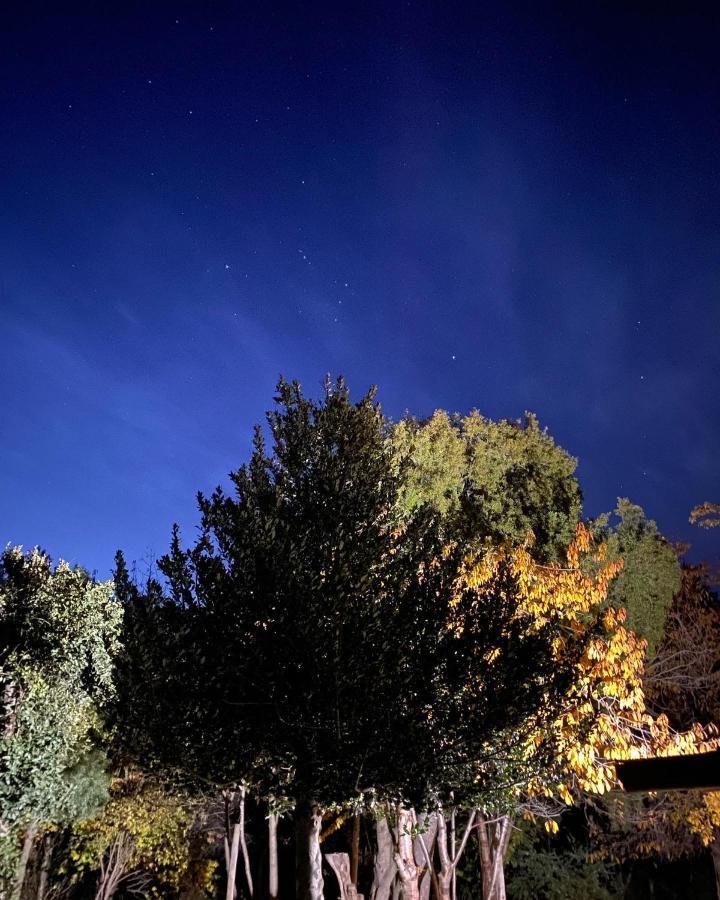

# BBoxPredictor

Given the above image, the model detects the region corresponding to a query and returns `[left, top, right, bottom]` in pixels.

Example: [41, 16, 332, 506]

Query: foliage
[593, 565, 720, 866]
[117, 378, 586, 815]
[592, 499, 681, 658]
[0, 548, 122, 882]
[646, 565, 720, 730]
[6, 380, 717, 898]
[506, 840, 620, 900]
[690, 502, 720, 530]
[463, 525, 712, 822]
[66, 776, 214, 897]
[391, 409, 582, 562]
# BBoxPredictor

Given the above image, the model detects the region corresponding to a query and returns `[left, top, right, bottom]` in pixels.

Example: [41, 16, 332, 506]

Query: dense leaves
[391, 410, 582, 561]
[0, 548, 122, 886]
[122, 379, 580, 813]
[591, 499, 681, 659]
[4, 378, 718, 899]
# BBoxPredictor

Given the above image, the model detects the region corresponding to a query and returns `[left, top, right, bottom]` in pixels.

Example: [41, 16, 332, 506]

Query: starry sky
[1, 2, 719, 578]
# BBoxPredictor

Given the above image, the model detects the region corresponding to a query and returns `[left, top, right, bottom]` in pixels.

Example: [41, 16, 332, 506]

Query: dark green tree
[118, 378, 580, 900]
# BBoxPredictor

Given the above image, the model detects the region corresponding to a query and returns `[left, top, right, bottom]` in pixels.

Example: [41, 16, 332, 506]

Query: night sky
[2, 3, 719, 579]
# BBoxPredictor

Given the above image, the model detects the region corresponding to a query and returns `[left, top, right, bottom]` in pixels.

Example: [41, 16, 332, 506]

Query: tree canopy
[0, 548, 122, 886]
[391, 409, 582, 561]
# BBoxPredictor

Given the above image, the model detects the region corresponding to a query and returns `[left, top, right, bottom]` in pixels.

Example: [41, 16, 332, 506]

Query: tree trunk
[11, 821, 38, 900]
[491, 862, 506, 900]
[268, 813, 279, 900]
[476, 814, 511, 900]
[36, 832, 54, 900]
[393, 809, 420, 900]
[371, 818, 396, 900]
[450, 808, 456, 900]
[296, 801, 324, 900]
[239, 786, 254, 897]
[226, 823, 241, 900]
[327, 852, 363, 900]
[413, 813, 438, 900]
[436, 814, 452, 900]
[351, 814, 361, 887]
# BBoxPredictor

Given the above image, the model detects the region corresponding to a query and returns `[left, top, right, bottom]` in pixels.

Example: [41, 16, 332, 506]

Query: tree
[450, 526, 710, 899]
[0, 547, 122, 898]
[391, 409, 582, 562]
[592, 499, 682, 658]
[66, 773, 214, 899]
[123, 378, 586, 900]
[593, 565, 720, 894]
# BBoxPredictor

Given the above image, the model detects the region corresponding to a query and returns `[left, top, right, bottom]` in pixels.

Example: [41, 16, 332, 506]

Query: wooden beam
[616, 748, 720, 792]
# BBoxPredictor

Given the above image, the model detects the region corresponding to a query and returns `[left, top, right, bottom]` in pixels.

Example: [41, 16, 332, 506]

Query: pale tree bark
[476, 814, 511, 900]
[223, 791, 237, 900]
[239, 786, 253, 897]
[413, 813, 438, 900]
[268, 812, 279, 900]
[370, 818, 396, 900]
[450, 808, 456, 900]
[226, 823, 241, 900]
[94, 833, 148, 900]
[295, 801, 324, 900]
[11, 821, 38, 900]
[327, 852, 363, 900]
[435, 810, 477, 900]
[393, 809, 420, 900]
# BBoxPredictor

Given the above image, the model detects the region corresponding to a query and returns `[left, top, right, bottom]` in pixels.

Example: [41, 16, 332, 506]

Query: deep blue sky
[2, 2, 719, 578]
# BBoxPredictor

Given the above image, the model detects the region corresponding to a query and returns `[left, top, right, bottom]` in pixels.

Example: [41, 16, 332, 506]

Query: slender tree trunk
[226, 823, 241, 900]
[239, 786, 254, 897]
[371, 818, 396, 900]
[223, 791, 237, 900]
[11, 821, 38, 900]
[36, 832, 54, 900]
[224, 837, 238, 900]
[436, 814, 452, 900]
[450, 808, 456, 900]
[414, 813, 438, 900]
[393, 809, 420, 900]
[95, 833, 137, 900]
[268, 812, 279, 900]
[295, 800, 324, 900]
[351, 814, 361, 887]
[435, 810, 477, 900]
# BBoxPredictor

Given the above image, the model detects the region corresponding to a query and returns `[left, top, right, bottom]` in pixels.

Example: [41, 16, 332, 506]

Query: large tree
[117, 379, 584, 900]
